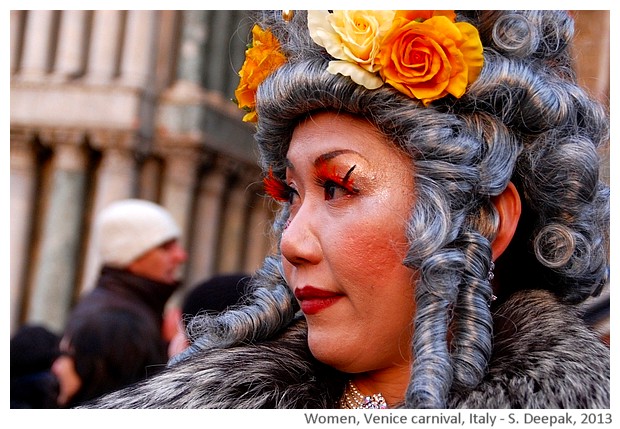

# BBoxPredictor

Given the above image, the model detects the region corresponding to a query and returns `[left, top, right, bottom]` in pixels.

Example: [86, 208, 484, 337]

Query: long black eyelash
[343, 165, 356, 183]
[313, 164, 359, 195]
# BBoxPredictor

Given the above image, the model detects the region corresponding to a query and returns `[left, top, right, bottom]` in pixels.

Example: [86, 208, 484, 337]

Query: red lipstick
[294, 286, 342, 315]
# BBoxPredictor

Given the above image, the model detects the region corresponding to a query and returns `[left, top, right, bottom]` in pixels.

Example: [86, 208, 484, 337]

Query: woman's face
[278, 111, 416, 374]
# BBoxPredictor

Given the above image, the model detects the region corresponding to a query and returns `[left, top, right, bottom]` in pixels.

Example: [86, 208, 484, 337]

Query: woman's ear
[491, 181, 522, 260]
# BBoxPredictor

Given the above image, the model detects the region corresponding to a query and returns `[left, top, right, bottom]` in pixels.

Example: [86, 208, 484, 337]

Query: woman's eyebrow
[314, 149, 366, 166]
[284, 149, 368, 172]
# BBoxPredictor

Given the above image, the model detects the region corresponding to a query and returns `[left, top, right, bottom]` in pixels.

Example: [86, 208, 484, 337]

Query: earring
[488, 261, 497, 306]
[487, 261, 495, 281]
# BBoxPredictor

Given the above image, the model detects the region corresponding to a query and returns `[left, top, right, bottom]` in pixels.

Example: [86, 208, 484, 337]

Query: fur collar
[83, 290, 609, 408]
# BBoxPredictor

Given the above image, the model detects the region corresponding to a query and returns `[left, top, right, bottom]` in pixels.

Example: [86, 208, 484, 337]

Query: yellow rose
[308, 10, 394, 89]
[377, 15, 483, 105]
[235, 25, 287, 122]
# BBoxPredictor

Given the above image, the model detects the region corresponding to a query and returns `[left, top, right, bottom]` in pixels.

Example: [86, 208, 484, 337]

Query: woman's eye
[323, 181, 348, 200]
[266, 164, 359, 203]
[316, 164, 358, 201]
[286, 186, 300, 204]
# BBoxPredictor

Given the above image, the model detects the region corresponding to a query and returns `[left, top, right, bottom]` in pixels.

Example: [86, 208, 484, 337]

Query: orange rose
[394, 10, 457, 23]
[377, 15, 483, 105]
[235, 25, 287, 122]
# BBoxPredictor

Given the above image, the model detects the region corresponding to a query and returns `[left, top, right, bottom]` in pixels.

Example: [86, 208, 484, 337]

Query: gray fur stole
[83, 290, 609, 408]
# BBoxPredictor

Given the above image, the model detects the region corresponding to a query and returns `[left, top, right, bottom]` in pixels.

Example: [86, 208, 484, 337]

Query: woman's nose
[279, 208, 322, 266]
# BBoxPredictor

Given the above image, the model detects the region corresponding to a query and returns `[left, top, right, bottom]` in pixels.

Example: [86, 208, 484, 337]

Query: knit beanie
[95, 199, 181, 268]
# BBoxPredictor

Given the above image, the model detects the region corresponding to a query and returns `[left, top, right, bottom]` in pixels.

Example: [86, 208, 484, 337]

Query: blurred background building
[9, 10, 610, 336]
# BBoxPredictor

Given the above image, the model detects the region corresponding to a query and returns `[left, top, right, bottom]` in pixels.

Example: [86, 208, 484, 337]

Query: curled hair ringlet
[491, 13, 537, 56]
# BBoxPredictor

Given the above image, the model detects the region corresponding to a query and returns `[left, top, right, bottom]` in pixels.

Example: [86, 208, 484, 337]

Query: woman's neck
[351, 364, 411, 407]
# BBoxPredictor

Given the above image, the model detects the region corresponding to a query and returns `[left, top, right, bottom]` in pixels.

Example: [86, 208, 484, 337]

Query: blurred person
[58, 199, 187, 405]
[10, 324, 61, 408]
[168, 273, 251, 358]
[52, 309, 166, 407]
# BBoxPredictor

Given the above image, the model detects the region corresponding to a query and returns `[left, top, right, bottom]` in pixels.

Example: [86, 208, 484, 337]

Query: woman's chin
[307, 332, 360, 373]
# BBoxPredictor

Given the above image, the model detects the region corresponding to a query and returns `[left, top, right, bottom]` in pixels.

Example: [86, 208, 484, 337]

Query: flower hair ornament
[234, 24, 287, 122]
[235, 10, 484, 122]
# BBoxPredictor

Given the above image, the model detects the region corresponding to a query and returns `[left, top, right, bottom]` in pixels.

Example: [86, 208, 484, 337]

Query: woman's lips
[294, 286, 342, 315]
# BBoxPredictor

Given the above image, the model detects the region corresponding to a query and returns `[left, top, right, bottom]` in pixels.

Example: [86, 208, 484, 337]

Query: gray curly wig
[174, 10, 609, 408]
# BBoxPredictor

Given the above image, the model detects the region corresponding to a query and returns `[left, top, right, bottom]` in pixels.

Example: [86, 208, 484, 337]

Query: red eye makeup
[313, 160, 359, 200]
[263, 161, 360, 204]
[263, 167, 294, 203]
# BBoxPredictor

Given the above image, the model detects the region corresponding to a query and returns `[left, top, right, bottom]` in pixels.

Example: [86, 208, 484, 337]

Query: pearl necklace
[339, 380, 388, 409]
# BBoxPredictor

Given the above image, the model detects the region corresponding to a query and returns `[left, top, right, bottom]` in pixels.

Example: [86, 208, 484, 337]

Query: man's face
[126, 239, 187, 284]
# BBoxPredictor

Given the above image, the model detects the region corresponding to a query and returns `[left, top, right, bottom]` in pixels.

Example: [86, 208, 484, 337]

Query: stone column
[157, 139, 201, 296]
[78, 130, 137, 294]
[27, 131, 89, 332]
[53, 10, 89, 81]
[19, 10, 55, 81]
[10, 10, 25, 75]
[177, 10, 210, 84]
[185, 159, 227, 286]
[87, 10, 124, 84]
[244, 193, 275, 274]
[155, 10, 211, 139]
[216, 164, 250, 274]
[120, 10, 157, 88]
[152, 11, 180, 91]
[10, 129, 38, 333]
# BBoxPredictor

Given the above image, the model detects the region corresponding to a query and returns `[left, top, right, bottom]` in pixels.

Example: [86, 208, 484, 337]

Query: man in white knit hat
[52, 199, 187, 407]
[94, 199, 187, 285]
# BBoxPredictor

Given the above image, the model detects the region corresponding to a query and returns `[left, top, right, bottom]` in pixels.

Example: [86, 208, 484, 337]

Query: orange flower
[235, 25, 287, 122]
[377, 15, 483, 105]
[394, 10, 456, 22]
